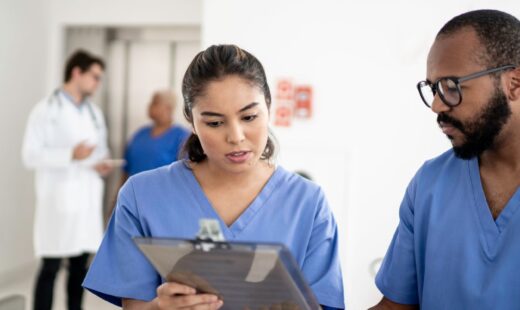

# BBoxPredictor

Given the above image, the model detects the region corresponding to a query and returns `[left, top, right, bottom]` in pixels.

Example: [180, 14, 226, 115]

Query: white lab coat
[22, 91, 108, 257]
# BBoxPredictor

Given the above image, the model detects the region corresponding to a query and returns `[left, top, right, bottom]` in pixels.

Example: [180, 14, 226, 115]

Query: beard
[437, 87, 512, 159]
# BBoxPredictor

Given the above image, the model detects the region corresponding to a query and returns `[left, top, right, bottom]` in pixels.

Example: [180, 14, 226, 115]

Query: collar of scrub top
[51, 88, 100, 129]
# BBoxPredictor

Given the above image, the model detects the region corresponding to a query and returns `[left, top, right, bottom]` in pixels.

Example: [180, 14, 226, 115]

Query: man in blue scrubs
[371, 10, 520, 310]
[123, 90, 189, 178]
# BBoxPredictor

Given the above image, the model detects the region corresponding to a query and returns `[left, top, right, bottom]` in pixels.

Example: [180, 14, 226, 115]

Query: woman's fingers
[171, 294, 219, 308]
[155, 282, 223, 309]
[157, 282, 196, 297]
[186, 299, 224, 310]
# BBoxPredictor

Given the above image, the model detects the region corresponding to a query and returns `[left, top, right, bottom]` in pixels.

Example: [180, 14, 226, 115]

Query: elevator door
[108, 40, 199, 157]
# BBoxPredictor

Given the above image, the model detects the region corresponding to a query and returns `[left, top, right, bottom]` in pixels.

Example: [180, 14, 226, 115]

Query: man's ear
[506, 67, 520, 101]
[70, 67, 83, 82]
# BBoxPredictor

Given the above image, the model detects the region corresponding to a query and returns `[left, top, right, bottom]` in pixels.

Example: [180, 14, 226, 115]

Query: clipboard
[133, 220, 321, 310]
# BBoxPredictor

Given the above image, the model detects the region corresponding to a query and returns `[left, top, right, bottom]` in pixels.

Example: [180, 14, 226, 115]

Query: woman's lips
[225, 151, 251, 163]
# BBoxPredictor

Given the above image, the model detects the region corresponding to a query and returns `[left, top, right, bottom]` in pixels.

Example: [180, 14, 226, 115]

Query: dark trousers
[33, 253, 90, 310]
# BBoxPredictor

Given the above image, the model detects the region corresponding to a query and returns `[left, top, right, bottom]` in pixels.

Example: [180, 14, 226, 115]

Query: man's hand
[94, 161, 113, 177]
[369, 297, 419, 310]
[72, 142, 95, 160]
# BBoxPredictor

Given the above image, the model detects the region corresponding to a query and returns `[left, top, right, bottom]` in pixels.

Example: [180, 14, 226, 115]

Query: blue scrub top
[83, 161, 345, 309]
[124, 125, 190, 176]
[376, 150, 520, 310]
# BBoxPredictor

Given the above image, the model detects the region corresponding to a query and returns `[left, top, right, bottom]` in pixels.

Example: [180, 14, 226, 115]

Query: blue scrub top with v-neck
[83, 160, 345, 309]
[376, 149, 520, 310]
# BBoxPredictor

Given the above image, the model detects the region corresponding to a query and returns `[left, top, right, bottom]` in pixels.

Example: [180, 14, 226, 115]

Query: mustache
[437, 113, 465, 133]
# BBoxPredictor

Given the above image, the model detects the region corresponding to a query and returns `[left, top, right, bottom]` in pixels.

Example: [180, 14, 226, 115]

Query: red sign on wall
[276, 79, 294, 100]
[274, 79, 294, 127]
[274, 100, 293, 127]
[294, 85, 313, 118]
[273, 79, 314, 127]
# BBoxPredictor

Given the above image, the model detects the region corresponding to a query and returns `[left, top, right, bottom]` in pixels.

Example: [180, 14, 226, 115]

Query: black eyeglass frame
[417, 64, 516, 108]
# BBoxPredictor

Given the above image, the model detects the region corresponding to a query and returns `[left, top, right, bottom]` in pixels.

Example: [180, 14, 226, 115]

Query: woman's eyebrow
[238, 102, 259, 112]
[200, 111, 224, 117]
[200, 102, 259, 117]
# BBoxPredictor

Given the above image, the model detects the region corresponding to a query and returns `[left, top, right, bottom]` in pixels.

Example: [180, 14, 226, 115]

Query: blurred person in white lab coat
[22, 50, 112, 310]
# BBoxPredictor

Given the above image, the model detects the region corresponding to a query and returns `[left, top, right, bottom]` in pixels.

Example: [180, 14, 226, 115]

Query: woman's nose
[226, 123, 245, 144]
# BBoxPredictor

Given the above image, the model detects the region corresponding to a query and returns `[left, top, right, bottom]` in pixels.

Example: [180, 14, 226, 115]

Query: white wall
[0, 0, 50, 281]
[202, 1, 520, 308]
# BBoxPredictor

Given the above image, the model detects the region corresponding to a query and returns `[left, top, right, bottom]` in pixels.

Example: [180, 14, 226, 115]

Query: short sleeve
[375, 179, 419, 305]
[83, 178, 160, 306]
[302, 189, 345, 309]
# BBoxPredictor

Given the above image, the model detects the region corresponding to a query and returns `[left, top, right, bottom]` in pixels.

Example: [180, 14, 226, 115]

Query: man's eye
[446, 84, 458, 91]
[444, 86, 459, 95]
[447, 88, 458, 93]
[441, 79, 458, 92]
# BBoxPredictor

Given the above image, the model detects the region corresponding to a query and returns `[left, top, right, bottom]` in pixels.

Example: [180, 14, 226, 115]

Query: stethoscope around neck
[47, 88, 100, 129]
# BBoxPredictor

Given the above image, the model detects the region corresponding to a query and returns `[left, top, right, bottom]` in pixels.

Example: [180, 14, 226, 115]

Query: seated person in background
[123, 90, 190, 180]
[83, 44, 345, 310]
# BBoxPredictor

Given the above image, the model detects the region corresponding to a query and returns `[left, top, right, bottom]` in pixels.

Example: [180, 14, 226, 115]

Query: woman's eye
[243, 115, 258, 122]
[206, 121, 222, 128]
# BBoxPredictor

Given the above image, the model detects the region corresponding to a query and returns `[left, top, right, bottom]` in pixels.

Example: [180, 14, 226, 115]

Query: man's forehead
[426, 28, 484, 79]
[87, 63, 103, 74]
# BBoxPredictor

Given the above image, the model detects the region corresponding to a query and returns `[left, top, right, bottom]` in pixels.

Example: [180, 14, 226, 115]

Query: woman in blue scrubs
[83, 44, 344, 310]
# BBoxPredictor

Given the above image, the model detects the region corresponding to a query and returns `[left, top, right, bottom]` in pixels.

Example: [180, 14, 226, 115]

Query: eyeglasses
[417, 64, 516, 108]
[88, 71, 102, 82]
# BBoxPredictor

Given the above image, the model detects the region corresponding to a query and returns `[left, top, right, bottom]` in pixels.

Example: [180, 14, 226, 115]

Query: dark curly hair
[437, 10, 520, 69]
[180, 44, 276, 162]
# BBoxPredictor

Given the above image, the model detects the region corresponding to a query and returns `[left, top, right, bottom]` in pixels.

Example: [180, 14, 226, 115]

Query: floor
[0, 263, 118, 310]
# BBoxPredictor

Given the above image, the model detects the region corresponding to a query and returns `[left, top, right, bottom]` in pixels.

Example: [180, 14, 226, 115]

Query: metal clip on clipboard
[194, 219, 230, 252]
